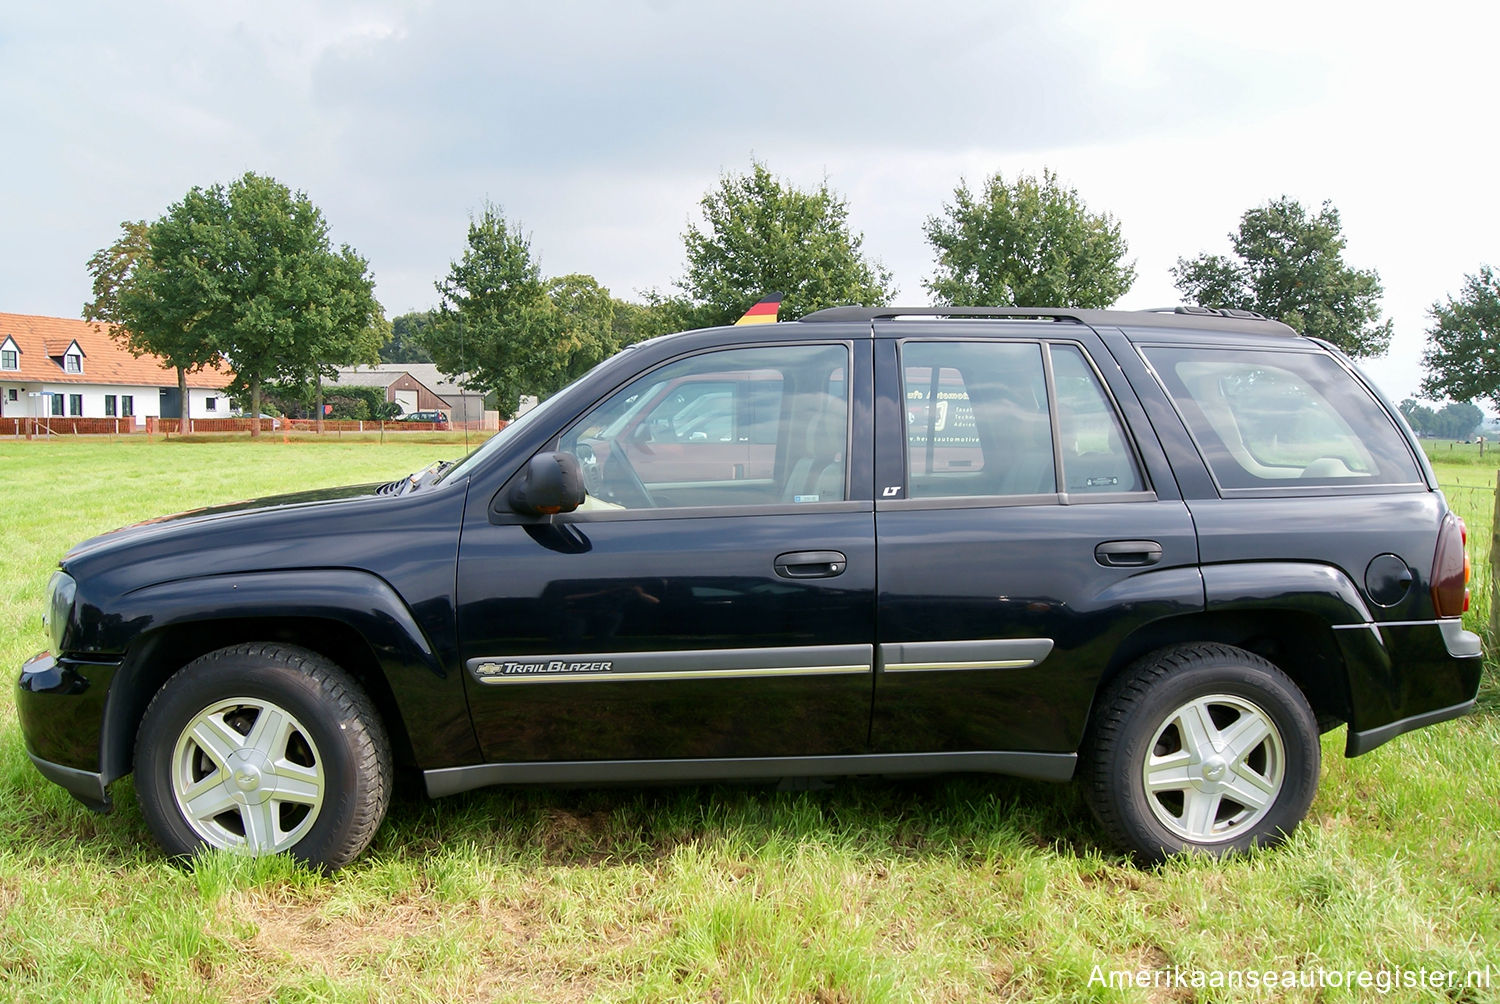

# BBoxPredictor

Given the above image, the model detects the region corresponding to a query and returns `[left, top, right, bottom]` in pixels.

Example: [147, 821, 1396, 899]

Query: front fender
[97, 569, 476, 782]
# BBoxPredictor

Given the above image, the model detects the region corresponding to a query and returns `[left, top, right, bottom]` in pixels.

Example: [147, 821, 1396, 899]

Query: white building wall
[0, 382, 162, 422]
[186, 387, 230, 419]
[0, 382, 230, 421]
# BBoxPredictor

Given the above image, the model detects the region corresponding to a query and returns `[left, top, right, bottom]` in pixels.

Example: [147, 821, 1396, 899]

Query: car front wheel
[1083, 643, 1320, 861]
[134, 643, 391, 870]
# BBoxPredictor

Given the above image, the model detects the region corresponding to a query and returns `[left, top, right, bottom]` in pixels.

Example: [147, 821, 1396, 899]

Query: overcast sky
[3, 1, 1496, 403]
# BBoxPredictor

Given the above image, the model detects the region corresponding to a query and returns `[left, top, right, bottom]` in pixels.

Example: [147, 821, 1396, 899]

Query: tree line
[85, 164, 1499, 425]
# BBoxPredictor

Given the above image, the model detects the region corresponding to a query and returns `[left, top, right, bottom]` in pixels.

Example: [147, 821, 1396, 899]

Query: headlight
[43, 571, 76, 652]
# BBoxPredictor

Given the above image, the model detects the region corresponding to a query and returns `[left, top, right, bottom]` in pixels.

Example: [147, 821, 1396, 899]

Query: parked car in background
[231, 411, 281, 430]
[403, 411, 450, 429]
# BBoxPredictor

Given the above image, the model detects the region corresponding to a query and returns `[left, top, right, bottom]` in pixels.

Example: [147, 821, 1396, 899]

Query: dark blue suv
[18, 306, 1482, 868]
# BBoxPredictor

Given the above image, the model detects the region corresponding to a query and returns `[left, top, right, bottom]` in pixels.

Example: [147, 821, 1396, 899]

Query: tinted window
[902, 341, 1055, 498]
[560, 344, 848, 510]
[1053, 344, 1143, 494]
[1144, 346, 1422, 490]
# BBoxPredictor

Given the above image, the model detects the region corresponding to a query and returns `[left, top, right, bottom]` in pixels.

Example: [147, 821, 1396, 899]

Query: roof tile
[0, 313, 232, 389]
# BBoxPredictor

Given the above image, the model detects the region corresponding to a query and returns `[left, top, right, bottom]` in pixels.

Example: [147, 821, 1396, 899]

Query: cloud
[3, 0, 1498, 403]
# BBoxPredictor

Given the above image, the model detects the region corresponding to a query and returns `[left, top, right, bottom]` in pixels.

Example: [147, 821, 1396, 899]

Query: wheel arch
[100, 617, 414, 786]
[1094, 609, 1353, 732]
[96, 568, 479, 786]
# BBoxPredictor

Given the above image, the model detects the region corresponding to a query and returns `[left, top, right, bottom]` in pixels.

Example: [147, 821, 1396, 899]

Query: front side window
[5, 389, 16, 403]
[64, 353, 81, 374]
[0, 349, 16, 370]
[121, 395, 134, 417]
[104, 395, 117, 417]
[50, 394, 63, 416]
[1144, 346, 1423, 491]
[559, 344, 849, 511]
[68, 394, 83, 416]
[206, 396, 218, 412]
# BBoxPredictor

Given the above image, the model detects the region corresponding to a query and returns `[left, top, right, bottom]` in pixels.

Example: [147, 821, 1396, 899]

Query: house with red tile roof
[0, 312, 232, 423]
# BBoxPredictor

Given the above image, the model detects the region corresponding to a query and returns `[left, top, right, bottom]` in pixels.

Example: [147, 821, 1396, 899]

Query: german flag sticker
[734, 293, 784, 325]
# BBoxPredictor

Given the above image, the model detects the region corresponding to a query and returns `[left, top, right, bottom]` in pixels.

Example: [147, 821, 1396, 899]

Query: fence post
[1492, 469, 1500, 646]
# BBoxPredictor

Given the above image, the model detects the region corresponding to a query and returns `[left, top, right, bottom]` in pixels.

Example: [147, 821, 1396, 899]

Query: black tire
[134, 643, 391, 870]
[1082, 643, 1320, 861]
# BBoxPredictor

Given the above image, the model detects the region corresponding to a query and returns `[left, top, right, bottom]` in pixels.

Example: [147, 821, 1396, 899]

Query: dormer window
[46, 338, 85, 374]
[0, 336, 17, 371]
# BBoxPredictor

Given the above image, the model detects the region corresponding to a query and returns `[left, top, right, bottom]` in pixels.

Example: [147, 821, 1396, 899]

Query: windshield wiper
[396, 460, 456, 494]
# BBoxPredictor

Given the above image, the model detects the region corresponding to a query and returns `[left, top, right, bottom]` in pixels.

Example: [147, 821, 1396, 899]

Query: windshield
[434, 388, 576, 484]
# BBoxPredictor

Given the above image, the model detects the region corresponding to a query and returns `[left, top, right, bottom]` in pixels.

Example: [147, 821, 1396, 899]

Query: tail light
[1430, 512, 1470, 617]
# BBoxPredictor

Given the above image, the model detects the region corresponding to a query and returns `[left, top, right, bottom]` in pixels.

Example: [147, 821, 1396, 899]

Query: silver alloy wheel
[1142, 693, 1285, 843]
[170, 697, 325, 854]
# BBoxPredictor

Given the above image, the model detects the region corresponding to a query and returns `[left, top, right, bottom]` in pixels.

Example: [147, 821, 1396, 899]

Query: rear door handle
[1094, 540, 1163, 567]
[774, 550, 847, 579]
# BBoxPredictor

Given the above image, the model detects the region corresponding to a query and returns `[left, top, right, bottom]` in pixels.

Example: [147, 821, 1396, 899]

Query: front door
[158, 386, 181, 419]
[457, 340, 877, 764]
[871, 330, 1201, 760]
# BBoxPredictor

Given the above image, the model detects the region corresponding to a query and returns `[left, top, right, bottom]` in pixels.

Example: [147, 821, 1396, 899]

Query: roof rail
[1168, 305, 1270, 320]
[798, 306, 1086, 323]
[796, 304, 1297, 337]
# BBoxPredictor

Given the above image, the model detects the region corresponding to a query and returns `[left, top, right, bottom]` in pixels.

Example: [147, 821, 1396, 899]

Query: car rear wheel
[1082, 643, 1320, 861]
[135, 643, 391, 870]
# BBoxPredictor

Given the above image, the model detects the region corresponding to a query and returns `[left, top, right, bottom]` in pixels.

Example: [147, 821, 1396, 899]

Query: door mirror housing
[508, 452, 587, 516]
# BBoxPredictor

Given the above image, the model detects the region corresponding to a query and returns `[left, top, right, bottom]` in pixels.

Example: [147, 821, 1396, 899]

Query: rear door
[870, 323, 1202, 762]
[456, 338, 877, 764]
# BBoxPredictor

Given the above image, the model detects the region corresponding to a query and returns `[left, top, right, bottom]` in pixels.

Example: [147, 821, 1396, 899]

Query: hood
[64, 481, 389, 564]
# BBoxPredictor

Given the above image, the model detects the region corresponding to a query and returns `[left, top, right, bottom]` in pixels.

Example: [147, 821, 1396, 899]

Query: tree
[1420, 265, 1500, 410]
[1437, 401, 1484, 440]
[924, 168, 1134, 308]
[1398, 398, 1437, 437]
[1398, 397, 1481, 441]
[202, 174, 382, 433]
[96, 173, 383, 436]
[84, 219, 220, 432]
[1173, 197, 1391, 358]
[426, 208, 656, 418]
[547, 273, 639, 385]
[671, 162, 895, 325]
[425, 206, 560, 419]
[382, 311, 437, 364]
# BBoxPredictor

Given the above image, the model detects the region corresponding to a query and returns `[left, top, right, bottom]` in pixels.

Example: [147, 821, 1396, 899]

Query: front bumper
[17, 651, 117, 811]
[26, 751, 111, 812]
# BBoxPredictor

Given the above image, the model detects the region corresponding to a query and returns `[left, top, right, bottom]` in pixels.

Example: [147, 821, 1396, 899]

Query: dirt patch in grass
[536, 807, 616, 861]
[223, 888, 600, 1003]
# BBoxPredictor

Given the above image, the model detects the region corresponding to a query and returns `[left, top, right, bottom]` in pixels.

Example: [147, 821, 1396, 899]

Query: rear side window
[900, 340, 1144, 500]
[903, 342, 1054, 498]
[1144, 346, 1422, 491]
[1053, 344, 1143, 494]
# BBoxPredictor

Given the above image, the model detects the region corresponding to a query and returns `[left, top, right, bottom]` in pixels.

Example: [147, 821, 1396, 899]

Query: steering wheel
[604, 439, 655, 509]
[573, 442, 606, 498]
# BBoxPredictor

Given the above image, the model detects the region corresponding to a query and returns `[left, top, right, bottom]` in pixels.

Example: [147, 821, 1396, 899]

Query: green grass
[1, 436, 1498, 1002]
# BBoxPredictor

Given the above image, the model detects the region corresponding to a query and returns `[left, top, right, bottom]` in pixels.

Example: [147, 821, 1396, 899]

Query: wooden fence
[0, 417, 469, 436]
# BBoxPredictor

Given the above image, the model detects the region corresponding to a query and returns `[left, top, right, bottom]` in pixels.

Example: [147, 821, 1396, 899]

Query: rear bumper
[1333, 619, 1483, 756]
[1345, 699, 1476, 757]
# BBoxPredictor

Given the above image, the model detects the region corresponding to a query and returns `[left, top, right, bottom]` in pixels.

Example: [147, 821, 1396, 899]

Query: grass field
[1, 435, 1497, 1002]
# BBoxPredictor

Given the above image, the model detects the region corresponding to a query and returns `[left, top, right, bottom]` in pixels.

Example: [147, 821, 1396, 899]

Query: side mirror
[508, 452, 586, 516]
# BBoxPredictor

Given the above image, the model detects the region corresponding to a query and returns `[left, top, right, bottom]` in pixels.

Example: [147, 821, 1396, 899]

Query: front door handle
[774, 550, 847, 579]
[1094, 540, 1163, 567]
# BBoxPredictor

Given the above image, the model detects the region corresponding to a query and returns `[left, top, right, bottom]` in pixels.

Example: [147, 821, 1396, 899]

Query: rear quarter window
[1143, 345, 1423, 492]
